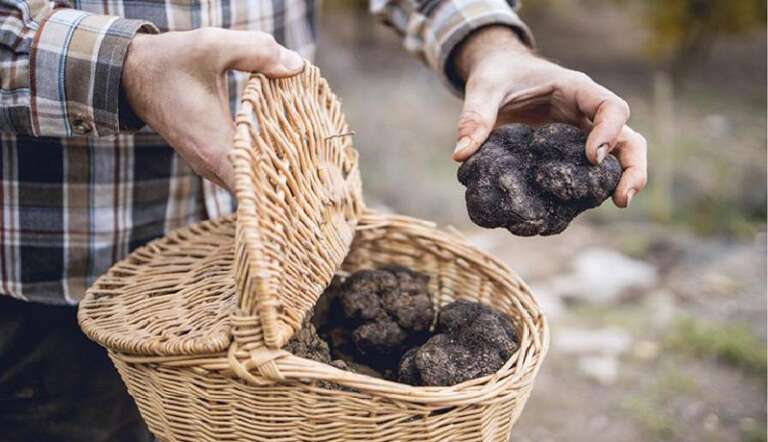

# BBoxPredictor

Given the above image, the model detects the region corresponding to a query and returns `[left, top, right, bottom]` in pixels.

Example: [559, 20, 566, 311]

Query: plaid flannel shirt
[0, 0, 532, 305]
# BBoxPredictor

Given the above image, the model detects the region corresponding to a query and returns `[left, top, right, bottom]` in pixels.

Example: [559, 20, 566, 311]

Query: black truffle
[397, 299, 519, 386]
[333, 267, 434, 371]
[283, 309, 334, 364]
[457, 123, 621, 236]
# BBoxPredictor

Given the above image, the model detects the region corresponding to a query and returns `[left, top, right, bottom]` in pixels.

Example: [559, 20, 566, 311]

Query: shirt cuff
[30, 9, 158, 137]
[419, 0, 535, 96]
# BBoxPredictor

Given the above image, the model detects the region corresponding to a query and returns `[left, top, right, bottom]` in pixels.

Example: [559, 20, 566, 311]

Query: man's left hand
[452, 26, 647, 208]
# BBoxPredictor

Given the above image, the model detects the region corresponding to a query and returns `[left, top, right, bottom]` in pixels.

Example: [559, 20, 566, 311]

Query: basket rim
[108, 210, 550, 407]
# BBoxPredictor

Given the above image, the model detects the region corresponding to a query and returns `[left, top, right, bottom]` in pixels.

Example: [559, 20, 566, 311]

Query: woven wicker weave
[78, 64, 549, 442]
[230, 65, 363, 351]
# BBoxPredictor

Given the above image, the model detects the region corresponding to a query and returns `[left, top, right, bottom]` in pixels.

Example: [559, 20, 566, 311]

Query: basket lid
[78, 64, 363, 355]
[230, 64, 364, 350]
[78, 216, 239, 355]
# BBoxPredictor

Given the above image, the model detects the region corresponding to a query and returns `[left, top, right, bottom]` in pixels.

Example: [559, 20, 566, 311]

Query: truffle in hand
[457, 123, 621, 236]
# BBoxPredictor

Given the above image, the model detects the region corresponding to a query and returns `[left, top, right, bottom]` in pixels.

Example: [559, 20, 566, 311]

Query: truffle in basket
[457, 123, 621, 236]
[309, 268, 520, 387]
[397, 299, 519, 386]
[315, 266, 434, 374]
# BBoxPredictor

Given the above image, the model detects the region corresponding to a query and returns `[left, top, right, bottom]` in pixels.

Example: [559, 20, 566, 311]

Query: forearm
[371, 0, 534, 95]
[453, 25, 532, 82]
[0, 2, 156, 137]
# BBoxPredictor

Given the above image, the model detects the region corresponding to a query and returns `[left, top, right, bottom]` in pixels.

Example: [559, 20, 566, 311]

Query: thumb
[218, 30, 305, 77]
[453, 79, 503, 162]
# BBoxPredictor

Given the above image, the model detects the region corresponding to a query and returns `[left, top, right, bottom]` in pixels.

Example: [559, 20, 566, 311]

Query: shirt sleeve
[371, 0, 535, 96]
[0, 1, 158, 137]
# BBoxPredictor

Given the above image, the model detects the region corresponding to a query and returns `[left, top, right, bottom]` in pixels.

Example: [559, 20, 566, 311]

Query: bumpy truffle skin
[379, 266, 434, 333]
[284, 310, 333, 364]
[353, 320, 409, 356]
[457, 123, 621, 236]
[332, 267, 434, 370]
[437, 299, 518, 360]
[398, 299, 519, 386]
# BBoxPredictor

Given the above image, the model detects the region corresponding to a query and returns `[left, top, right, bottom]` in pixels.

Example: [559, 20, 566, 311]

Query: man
[0, 0, 647, 440]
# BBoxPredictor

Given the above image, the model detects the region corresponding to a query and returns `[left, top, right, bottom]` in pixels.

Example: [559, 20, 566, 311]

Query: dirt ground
[315, 4, 766, 441]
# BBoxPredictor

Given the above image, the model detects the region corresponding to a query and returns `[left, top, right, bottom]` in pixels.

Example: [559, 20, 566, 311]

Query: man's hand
[452, 26, 647, 208]
[123, 28, 305, 191]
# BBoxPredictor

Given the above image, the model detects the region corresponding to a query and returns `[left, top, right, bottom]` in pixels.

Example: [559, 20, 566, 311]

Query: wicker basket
[78, 64, 549, 442]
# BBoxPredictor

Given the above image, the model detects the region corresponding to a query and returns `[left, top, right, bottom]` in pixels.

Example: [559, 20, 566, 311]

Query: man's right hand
[122, 28, 305, 191]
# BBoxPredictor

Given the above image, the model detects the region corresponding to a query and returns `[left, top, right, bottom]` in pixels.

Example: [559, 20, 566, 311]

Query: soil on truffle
[457, 123, 621, 236]
[283, 308, 334, 364]
[314, 266, 434, 375]
[292, 269, 520, 387]
[397, 299, 519, 386]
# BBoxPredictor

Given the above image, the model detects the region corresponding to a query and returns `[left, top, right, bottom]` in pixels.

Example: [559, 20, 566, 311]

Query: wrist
[455, 25, 532, 82]
[120, 33, 157, 130]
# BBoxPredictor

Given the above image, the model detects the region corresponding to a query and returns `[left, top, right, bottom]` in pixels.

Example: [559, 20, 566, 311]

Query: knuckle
[194, 27, 219, 47]
[246, 32, 281, 66]
[261, 39, 281, 64]
[258, 32, 277, 47]
[570, 71, 592, 85]
[576, 72, 593, 83]
[637, 175, 648, 189]
[560, 71, 591, 91]
[631, 132, 648, 151]
[615, 97, 631, 118]
[636, 133, 648, 149]
[466, 73, 495, 91]
[457, 110, 488, 132]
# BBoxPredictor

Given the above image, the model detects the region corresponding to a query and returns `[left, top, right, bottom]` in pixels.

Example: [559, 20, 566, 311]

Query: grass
[621, 365, 698, 440]
[623, 396, 677, 440]
[741, 423, 768, 442]
[566, 304, 652, 335]
[740, 419, 768, 442]
[664, 317, 767, 376]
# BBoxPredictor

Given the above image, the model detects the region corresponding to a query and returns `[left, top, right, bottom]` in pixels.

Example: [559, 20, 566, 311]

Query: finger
[184, 154, 230, 191]
[564, 74, 630, 165]
[611, 126, 648, 208]
[181, 141, 234, 192]
[215, 159, 235, 192]
[217, 30, 304, 77]
[182, 100, 237, 191]
[204, 172, 230, 191]
[453, 77, 505, 162]
[207, 122, 237, 192]
[584, 96, 630, 165]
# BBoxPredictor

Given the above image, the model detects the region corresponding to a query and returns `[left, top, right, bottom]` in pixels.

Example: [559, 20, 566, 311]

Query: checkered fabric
[0, 0, 531, 304]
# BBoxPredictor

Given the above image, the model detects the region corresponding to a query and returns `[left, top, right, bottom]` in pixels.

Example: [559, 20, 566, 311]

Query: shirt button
[72, 117, 93, 135]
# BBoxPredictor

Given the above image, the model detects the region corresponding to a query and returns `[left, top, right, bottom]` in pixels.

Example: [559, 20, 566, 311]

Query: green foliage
[741, 421, 768, 442]
[664, 317, 767, 375]
[621, 365, 698, 440]
[623, 396, 677, 440]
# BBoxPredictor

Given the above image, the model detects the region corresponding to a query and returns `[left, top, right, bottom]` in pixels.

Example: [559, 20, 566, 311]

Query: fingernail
[454, 136, 471, 155]
[626, 188, 636, 207]
[596, 143, 608, 164]
[281, 49, 305, 71]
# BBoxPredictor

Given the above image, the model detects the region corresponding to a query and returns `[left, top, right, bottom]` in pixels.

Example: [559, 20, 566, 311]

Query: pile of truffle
[284, 266, 519, 387]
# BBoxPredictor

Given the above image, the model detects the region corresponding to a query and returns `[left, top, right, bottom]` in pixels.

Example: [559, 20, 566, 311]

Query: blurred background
[315, 1, 767, 441]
